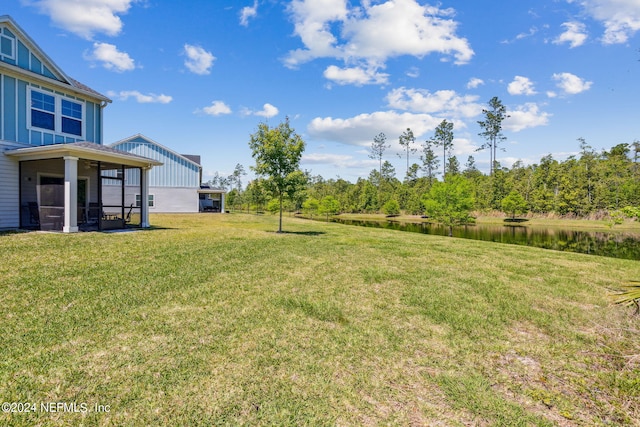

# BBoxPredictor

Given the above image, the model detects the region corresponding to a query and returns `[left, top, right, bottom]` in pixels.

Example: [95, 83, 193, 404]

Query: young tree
[398, 128, 417, 179]
[421, 139, 440, 184]
[422, 175, 475, 236]
[227, 163, 247, 191]
[368, 132, 388, 184]
[319, 195, 340, 221]
[249, 118, 305, 232]
[501, 190, 528, 219]
[302, 197, 320, 218]
[382, 199, 400, 216]
[446, 156, 460, 176]
[477, 96, 508, 175]
[429, 119, 454, 177]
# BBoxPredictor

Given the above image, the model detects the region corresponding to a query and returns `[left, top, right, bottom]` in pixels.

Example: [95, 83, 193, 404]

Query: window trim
[0, 32, 15, 60]
[28, 87, 85, 139]
[135, 194, 155, 208]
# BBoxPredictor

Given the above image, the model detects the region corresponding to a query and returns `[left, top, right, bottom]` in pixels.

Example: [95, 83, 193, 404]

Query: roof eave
[5, 144, 162, 168]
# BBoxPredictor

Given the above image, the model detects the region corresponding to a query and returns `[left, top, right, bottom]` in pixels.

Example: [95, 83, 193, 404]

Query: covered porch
[198, 186, 226, 213]
[5, 142, 162, 233]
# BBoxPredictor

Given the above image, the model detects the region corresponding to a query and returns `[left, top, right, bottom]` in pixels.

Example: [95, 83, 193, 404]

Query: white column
[141, 167, 151, 228]
[220, 192, 225, 213]
[63, 156, 79, 233]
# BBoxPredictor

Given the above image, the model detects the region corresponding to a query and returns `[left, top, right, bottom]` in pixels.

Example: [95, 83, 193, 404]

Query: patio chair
[27, 202, 40, 226]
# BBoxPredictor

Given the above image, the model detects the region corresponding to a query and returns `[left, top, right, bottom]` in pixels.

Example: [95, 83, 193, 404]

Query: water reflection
[326, 218, 640, 260]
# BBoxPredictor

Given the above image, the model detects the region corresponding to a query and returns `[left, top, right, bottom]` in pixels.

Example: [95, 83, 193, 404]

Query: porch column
[141, 167, 151, 228]
[63, 156, 79, 233]
[220, 192, 225, 213]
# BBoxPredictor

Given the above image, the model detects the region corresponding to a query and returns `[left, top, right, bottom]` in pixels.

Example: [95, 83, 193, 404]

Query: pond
[323, 218, 640, 260]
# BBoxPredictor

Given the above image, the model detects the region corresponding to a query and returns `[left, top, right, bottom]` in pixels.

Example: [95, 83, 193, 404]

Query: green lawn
[1, 213, 639, 426]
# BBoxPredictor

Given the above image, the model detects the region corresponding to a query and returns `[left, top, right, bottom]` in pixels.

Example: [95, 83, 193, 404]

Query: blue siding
[0, 73, 103, 145]
[3, 76, 16, 141]
[0, 20, 105, 146]
[31, 130, 42, 145]
[17, 41, 28, 69]
[17, 80, 28, 143]
[86, 101, 96, 143]
[43, 66, 56, 80]
[30, 53, 42, 74]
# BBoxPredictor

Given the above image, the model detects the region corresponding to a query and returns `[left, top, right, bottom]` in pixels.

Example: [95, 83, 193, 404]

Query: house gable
[1, 16, 70, 85]
[110, 134, 202, 188]
[0, 15, 109, 146]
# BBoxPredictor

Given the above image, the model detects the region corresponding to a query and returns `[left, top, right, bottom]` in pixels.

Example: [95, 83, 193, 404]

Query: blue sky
[5, 0, 640, 182]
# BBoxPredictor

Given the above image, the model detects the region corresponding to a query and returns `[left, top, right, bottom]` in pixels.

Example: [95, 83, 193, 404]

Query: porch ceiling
[5, 142, 163, 168]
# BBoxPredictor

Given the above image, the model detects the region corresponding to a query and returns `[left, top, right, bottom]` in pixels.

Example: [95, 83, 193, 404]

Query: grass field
[1, 213, 639, 426]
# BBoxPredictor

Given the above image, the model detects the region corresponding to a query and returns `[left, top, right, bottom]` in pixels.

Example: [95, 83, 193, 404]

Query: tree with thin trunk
[398, 128, 417, 179]
[477, 96, 508, 175]
[421, 138, 440, 184]
[429, 119, 454, 177]
[368, 132, 388, 184]
[249, 118, 305, 233]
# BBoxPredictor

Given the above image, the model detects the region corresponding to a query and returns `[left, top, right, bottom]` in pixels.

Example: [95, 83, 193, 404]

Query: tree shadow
[272, 230, 326, 236]
[504, 218, 530, 223]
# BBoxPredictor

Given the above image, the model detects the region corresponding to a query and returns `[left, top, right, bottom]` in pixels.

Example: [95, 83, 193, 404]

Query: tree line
[212, 103, 640, 226]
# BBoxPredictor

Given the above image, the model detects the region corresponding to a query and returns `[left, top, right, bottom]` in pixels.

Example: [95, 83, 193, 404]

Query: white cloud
[199, 101, 232, 116]
[452, 137, 479, 156]
[107, 90, 172, 104]
[183, 44, 216, 75]
[406, 67, 420, 78]
[386, 87, 483, 118]
[466, 77, 484, 89]
[553, 21, 588, 48]
[552, 72, 593, 94]
[256, 103, 279, 118]
[504, 103, 551, 132]
[285, 0, 473, 84]
[27, 0, 136, 39]
[323, 65, 389, 86]
[302, 153, 376, 169]
[240, 1, 258, 27]
[307, 110, 442, 147]
[507, 76, 537, 96]
[243, 103, 279, 118]
[85, 42, 135, 72]
[574, 0, 640, 44]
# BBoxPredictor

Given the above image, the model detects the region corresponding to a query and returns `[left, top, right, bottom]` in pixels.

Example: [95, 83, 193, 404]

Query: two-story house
[0, 15, 161, 232]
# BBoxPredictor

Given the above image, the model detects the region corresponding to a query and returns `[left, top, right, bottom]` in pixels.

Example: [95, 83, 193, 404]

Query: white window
[28, 88, 84, 138]
[135, 194, 155, 208]
[0, 33, 15, 60]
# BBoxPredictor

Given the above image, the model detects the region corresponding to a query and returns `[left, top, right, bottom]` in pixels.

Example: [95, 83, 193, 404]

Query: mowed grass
[1, 213, 639, 426]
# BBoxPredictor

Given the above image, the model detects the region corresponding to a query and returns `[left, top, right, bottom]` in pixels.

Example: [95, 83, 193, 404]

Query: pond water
[324, 218, 640, 260]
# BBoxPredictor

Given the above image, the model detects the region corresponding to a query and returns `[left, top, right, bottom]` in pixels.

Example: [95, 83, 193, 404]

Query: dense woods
[221, 138, 639, 219]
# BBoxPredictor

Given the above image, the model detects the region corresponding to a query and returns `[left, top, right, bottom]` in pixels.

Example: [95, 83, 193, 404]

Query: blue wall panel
[30, 130, 42, 145]
[17, 80, 28, 143]
[30, 53, 42, 74]
[86, 101, 95, 143]
[3, 76, 16, 141]
[17, 40, 28, 69]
